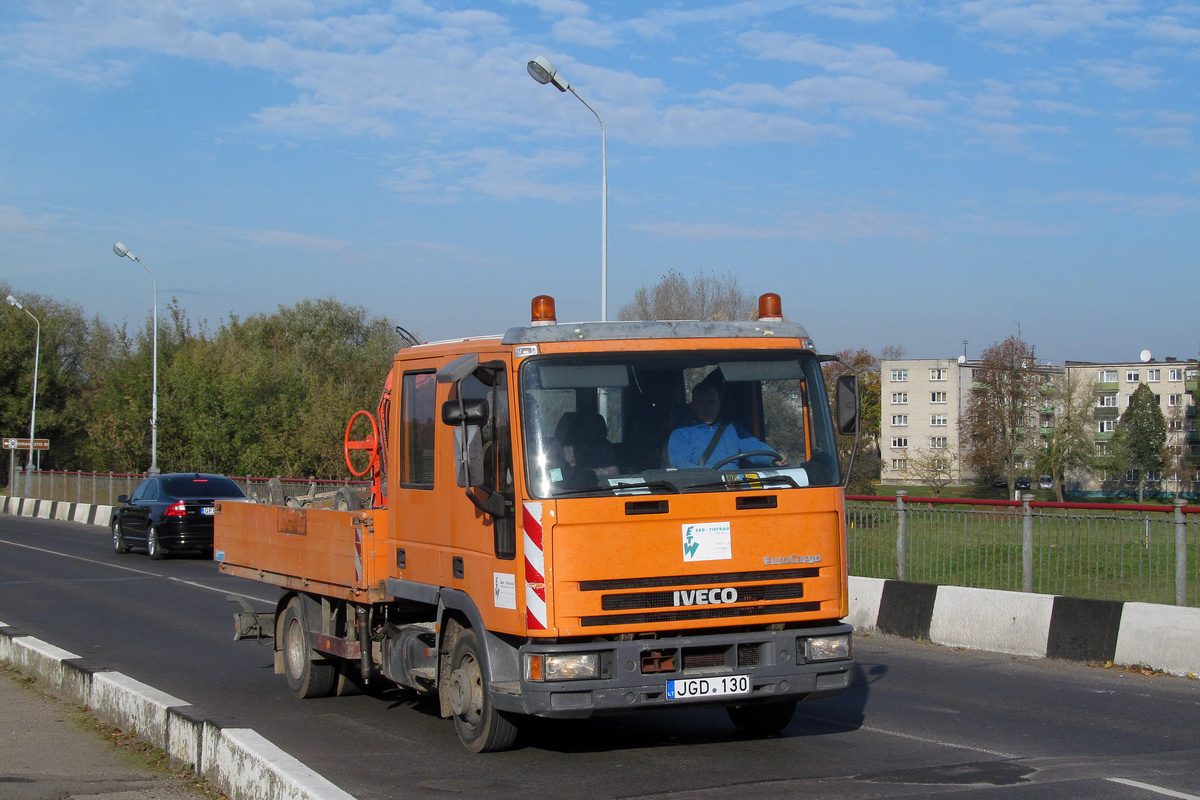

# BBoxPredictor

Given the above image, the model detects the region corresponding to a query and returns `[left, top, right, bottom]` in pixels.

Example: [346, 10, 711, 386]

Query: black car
[1015, 476, 1032, 490]
[112, 473, 249, 559]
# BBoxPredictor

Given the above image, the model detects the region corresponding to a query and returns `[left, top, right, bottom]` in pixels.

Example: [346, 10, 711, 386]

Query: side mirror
[836, 374, 858, 435]
[442, 397, 489, 426]
[117, 494, 129, 504]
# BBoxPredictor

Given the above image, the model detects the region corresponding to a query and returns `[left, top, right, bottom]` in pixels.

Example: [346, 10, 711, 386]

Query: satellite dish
[957, 355, 966, 364]
[1140, 349, 1152, 363]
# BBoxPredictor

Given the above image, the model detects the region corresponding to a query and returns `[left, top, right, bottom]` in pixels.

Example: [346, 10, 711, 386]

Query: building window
[891, 392, 908, 404]
[930, 391, 947, 404]
[1188, 369, 1198, 381]
[891, 369, 908, 382]
[930, 436, 948, 449]
[930, 369, 947, 381]
[1095, 442, 1109, 456]
[930, 414, 947, 427]
[891, 459, 908, 471]
[1098, 420, 1115, 433]
[933, 458, 950, 471]
[1169, 368, 1183, 381]
[891, 437, 908, 448]
[1147, 369, 1160, 382]
[1169, 394, 1183, 406]
[1098, 393, 1118, 408]
[1099, 370, 1118, 383]
[1170, 419, 1184, 431]
[891, 415, 908, 426]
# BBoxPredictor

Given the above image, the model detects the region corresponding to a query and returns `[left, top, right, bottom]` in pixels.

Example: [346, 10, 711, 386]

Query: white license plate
[201, 507, 215, 516]
[666, 674, 751, 700]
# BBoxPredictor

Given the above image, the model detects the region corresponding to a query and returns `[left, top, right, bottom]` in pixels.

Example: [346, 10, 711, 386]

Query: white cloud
[737, 31, 946, 84]
[0, 205, 58, 236]
[956, 0, 1142, 38]
[1085, 59, 1161, 89]
[1116, 125, 1194, 147]
[703, 76, 942, 127]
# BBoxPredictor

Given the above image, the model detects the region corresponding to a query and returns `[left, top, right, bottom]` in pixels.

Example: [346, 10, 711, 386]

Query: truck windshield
[520, 350, 839, 498]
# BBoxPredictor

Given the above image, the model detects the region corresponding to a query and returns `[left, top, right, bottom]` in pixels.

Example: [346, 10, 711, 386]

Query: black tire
[335, 486, 360, 512]
[727, 700, 797, 735]
[280, 600, 337, 699]
[147, 527, 167, 560]
[112, 518, 130, 554]
[447, 627, 519, 752]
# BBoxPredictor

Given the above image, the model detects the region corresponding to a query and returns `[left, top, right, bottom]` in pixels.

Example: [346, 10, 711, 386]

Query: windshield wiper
[550, 479, 682, 498]
[682, 473, 799, 492]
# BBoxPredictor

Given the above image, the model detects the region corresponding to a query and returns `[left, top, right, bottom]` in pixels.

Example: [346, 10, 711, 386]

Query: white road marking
[1107, 778, 1200, 799]
[0, 537, 272, 604]
[795, 710, 1021, 759]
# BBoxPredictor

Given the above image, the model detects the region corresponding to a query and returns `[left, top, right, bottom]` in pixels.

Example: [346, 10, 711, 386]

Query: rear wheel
[280, 600, 337, 699]
[112, 519, 130, 554]
[335, 486, 360, 512]
[727, 700, 797, 735]
[447, 627, 519, 752]
[147, 527, 167, 560]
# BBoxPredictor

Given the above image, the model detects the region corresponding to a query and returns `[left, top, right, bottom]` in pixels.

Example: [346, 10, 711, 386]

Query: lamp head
[113, 242, 132, 259]
[6, 294, 21, 310]
[527, 56, 569, 92]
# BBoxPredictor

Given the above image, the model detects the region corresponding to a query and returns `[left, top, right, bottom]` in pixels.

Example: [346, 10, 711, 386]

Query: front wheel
[727, 700, 797, 735]
[280, 600, 337, 699]
[112, 519, 130, 554]
[447, 627, 519, 752]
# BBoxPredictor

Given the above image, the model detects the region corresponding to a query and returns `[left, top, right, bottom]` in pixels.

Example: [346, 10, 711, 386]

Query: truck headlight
[525, 653, 600, 681]
[807, 634, 851, 662]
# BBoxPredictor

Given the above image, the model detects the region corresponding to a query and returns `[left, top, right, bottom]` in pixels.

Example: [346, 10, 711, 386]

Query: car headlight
[525, 653, 600, 681]
[807, 634, 851, 662]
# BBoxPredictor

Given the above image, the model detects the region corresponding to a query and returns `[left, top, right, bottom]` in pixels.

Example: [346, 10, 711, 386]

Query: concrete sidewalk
[0, 666, 215, 800]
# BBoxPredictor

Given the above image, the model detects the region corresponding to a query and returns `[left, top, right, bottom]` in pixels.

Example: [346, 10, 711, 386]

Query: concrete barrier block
[846, 576, 885, 631]
[167, 705, 205, 769]
[204, 726, 356, 800]
[929, 585, 1054, 658]
[10, 636, 84, 692]
[1114, 602, 1200, 677]
[93, 505, 114, 527]
[55, 502, 73, 521]
[0, 494, 8, 512]
[73, 503, 92, 524]
[91, 671, 189, 751]
[37, 501, 54, 519]
[59, 660, 95, 707]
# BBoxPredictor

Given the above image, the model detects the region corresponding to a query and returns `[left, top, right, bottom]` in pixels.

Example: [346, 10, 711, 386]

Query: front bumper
[492, 623, 853, 718]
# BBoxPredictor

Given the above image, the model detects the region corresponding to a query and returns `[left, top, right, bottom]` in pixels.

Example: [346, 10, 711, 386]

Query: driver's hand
[773, 452, 789, 467]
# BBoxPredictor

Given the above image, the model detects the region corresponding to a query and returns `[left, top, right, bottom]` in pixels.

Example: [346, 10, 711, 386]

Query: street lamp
[527, 55, 608, 322]
[112, 242, 159, 475]
[6, 295, 40, 495]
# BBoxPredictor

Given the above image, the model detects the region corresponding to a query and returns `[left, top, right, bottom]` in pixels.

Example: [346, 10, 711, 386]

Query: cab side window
[400, 371, 437, 488]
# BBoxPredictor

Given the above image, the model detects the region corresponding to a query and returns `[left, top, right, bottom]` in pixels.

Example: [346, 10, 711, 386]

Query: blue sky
[1, 0, 1197, 365]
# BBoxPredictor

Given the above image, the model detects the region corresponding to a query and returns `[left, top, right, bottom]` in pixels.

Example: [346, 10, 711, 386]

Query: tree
[618, 269, 755, 321]
[822, 347, 893, 495]
[907, 447, 957, 496]
[1036, 368, 1096, 501]
[1110, 383, 1167, 502]
[960, 337, 1044, 491]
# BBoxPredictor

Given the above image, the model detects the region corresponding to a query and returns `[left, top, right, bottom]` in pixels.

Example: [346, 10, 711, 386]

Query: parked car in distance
[1015, 476, 1032, 490]
[112, 473, 250, 560]
[991, 477, 1007, 488]
[1038, 475, 1053, 490]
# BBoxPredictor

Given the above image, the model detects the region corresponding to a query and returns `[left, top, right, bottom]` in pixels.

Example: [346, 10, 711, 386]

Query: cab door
[390, 360, 445, 587]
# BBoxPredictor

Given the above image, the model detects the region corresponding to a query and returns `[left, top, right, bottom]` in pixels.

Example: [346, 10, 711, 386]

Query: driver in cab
[667, 378, 789, 469]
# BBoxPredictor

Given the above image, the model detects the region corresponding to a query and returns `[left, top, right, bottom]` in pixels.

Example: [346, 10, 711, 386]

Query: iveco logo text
[763, 554, 821, 565]
[673, 587, 738, 606]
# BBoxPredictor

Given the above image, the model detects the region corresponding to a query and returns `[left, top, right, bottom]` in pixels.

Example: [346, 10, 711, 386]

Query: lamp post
[112, 242, 159, 475]
[527, 55, 608, 322]
[6, 295, 40, 495]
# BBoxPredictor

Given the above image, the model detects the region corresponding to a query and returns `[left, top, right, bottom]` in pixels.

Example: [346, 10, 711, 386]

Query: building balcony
[1097, 382, 1119, 392]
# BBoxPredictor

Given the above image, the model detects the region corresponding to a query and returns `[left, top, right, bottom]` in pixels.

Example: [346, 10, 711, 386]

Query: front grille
[580, 601, 819, 627]
[601, 582, 803, 611]
[581, 567, 819, 592]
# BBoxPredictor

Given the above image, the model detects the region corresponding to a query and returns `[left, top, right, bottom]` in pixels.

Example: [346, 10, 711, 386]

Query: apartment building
[880, 354, 1199, 492]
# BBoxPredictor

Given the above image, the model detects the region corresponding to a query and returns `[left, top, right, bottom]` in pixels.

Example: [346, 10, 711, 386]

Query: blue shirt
[667, 419, 778, 468]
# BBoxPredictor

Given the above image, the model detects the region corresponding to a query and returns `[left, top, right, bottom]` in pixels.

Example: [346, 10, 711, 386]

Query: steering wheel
[344, 410, 381, 477]
[708, 450, 780, 470]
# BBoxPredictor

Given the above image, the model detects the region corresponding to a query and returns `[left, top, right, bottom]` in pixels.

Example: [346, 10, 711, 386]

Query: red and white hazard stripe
[523, 501, 547, 630]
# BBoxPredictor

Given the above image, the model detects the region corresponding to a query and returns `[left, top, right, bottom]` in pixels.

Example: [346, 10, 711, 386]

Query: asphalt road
[2, 513, 1199, 800]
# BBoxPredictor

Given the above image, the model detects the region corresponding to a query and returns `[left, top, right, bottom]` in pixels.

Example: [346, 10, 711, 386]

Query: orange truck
[215, 293, 859, 752]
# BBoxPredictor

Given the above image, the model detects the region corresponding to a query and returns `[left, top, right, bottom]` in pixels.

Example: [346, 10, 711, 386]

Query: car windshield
[520, 350, 839, 498]
[161, 475, 246, 499]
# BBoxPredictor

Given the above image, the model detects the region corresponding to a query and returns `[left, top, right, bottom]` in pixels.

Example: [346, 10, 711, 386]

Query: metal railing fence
[848, 492, 1199, 607]
[2, 469, 363, 507]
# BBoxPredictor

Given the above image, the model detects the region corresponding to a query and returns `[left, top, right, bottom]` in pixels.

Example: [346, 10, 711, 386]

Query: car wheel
[335, 486, 360, 512]
[112, 518, 130, 554]
[281, 599, 337, 699]
[147, 527, 167, 560]
[727, 700, 797, 736]
[447, 625, 519, 752]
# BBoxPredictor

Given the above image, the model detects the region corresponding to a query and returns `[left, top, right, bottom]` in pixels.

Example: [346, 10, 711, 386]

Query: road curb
[849, 576, 1200, 677]
[0, 624, 356, 800]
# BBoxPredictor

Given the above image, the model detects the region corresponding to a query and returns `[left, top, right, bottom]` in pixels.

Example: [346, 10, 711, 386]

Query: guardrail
[1, 470, 365, 507]
[848, 492, 1198, 608]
